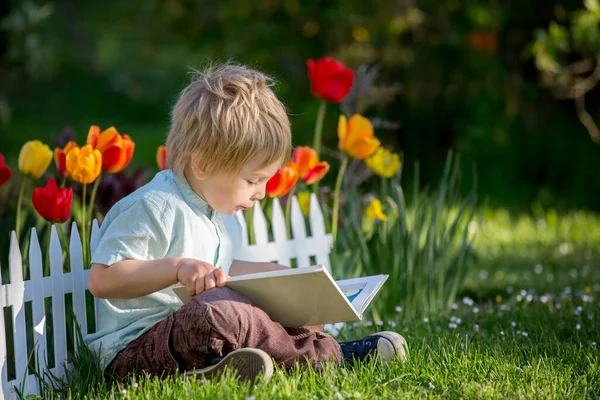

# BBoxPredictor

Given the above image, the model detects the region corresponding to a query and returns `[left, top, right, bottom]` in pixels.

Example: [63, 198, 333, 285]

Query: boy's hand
[175, 258, 229, 296]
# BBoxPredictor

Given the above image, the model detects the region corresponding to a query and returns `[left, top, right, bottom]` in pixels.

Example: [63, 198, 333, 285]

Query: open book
[172, 265, 388, 327]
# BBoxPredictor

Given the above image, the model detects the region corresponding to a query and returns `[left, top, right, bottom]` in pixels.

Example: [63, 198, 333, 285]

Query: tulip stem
[44, 226, 51, 277]
[331, 156, 349, 243]
[88, 173, 102, 236]
[311, 100, 327, 195]
[285, 188, 296, 239]
[245, 208, 255, 245]
[312, 100, 327, 157]
[82, 183, 87, 267]
[15, 177, 27, 242]
[44, 224, 52, 276]
[57, 223, 71, 271]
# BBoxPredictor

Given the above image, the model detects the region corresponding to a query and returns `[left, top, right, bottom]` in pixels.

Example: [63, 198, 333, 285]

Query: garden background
[2, 0, 600, 211]
[1, 0, 600, 398]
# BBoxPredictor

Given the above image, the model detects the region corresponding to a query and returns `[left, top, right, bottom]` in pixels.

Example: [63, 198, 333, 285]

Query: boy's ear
[190, 156, 207, 180]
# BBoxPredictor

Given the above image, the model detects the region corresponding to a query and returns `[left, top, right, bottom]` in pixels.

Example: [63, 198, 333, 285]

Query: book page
[336, 274, 388, 316]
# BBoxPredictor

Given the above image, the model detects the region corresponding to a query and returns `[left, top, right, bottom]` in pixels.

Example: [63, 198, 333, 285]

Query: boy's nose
[252, 186, 266, 201]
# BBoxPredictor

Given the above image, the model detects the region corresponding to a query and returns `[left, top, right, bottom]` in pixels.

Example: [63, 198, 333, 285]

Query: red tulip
[266, 162, 298, 198]
[156, 145, 167, 170]
[292, 146, 330, 184]
[0, 153, 12, 187]
[32, 178, 73, 223]
[307, 57, 354, 103]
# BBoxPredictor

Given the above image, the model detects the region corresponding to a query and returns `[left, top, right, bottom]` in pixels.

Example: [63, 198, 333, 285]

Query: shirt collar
[170, 170, 214, 218]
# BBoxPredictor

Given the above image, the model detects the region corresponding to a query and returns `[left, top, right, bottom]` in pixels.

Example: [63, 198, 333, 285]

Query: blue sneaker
[339, 331, 408, 364]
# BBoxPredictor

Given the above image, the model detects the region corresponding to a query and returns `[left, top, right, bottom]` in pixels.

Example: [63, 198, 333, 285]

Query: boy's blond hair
[166, 63, 292, 177]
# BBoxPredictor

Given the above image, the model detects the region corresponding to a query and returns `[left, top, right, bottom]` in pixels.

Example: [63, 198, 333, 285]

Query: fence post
[29, 228, 46, 396]
[8, 231, 31, 396]
[49, 226, 67, 380]
[270, 199, 289, 266]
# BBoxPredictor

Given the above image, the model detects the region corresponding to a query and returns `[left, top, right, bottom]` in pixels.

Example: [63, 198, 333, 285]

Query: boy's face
[189, 156, 282, 215]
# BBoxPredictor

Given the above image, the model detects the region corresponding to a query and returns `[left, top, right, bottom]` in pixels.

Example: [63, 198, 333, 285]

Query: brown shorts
[105, 287, 342, 379]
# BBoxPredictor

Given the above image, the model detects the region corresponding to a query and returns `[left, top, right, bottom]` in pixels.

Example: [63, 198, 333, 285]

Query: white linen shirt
[83, 169, 242, 369]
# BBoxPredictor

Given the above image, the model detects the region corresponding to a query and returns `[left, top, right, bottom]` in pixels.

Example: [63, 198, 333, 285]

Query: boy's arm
[88, 259, 181, 299]
[88, 257, 227, 299]
[229, 259, 290, 276]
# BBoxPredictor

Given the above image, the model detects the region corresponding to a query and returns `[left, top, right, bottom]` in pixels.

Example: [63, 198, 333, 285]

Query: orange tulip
[66, 144, 102, 184]
[266, 162, 298, 198]
[156, 145, 167, 170]
[337, 114, 380, 160]
[87, 126, 135, 173]
[54, 141, 79, 178]
[292, 146, 330, 184]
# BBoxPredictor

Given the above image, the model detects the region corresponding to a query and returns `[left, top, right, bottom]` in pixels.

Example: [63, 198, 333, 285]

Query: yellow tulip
[365, 198, 388, 221]
[298, 191, 311, 217]
[366, 147, 401, 178]
[18, 140, 53, 179]
[66, 144, 102, 184]
[337, 114, 380, 159]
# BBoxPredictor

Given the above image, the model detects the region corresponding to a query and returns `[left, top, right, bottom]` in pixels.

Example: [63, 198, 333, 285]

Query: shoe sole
[374, 331, 409, 363]
[183, 348, 274, 382]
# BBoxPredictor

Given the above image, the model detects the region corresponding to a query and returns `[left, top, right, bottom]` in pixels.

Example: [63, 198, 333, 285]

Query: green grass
[27, 209, 600, 399]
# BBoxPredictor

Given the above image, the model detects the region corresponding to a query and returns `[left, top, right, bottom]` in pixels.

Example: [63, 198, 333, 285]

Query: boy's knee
[190, 287, 255, 336]
[192, 287, 252, 306]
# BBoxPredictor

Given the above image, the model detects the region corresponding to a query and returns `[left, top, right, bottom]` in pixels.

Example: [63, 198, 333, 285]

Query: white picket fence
[0, 193, 332, 399]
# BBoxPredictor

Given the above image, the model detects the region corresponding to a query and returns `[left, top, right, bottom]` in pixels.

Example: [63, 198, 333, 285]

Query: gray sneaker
[184, 348, 274, 382]
[339, 331, 408, 364]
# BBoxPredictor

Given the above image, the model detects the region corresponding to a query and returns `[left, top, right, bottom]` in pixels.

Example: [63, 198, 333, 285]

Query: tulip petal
[156, 145, 167, 170]
[303, 162, 330, 184]
[66, 145, 102, 184]
[349, 137, 381, 160]
[0, 153, 12, 187]
[102, 146, 127, 173]
[54, 148, 67, 177]
[96, 127, 121, 153]
[307, 57, 354, 103]
[0, 167, 11, 187]
[292, 146, 318, 181]
[266, 172, 282, 197]
[297, 191, 311, 217]
[87, 126, 100, 149]
[19, 140, 53, 178]
[266, 162, 298, 198]
[337, 115, 348, 148]
[338, 114, 380, 159]
[344, 114, 375, 150]
[122, 135, 135, 169]
[32, 178, 73, 223]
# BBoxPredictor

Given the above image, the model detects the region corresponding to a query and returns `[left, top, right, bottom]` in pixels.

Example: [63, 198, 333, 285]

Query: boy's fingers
[204, 273, 216, 291]
[186, 280, 195, 297]
[214, 268, 228, 286]
[195, 276, 205, 296]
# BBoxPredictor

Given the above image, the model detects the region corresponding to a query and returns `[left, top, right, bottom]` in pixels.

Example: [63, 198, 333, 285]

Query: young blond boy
[84, 63, 408, 381]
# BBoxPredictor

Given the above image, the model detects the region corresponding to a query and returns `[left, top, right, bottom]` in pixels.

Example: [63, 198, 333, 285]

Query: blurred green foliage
[1, 0, 600, 211]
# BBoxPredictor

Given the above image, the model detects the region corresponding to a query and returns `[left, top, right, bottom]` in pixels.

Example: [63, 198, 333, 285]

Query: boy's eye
[247, 180, 258, 185]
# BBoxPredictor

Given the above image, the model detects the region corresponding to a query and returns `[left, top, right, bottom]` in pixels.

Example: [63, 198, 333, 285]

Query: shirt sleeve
[91, 199, 171, 266]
